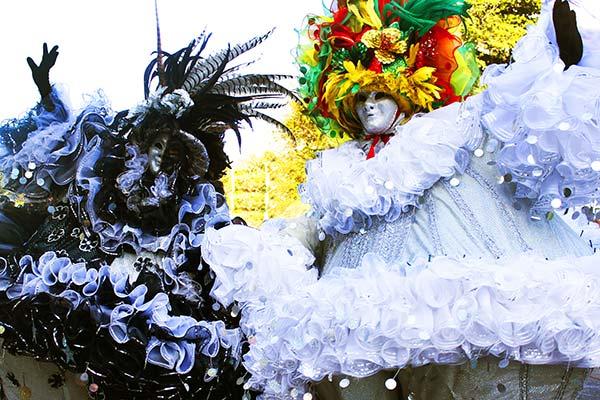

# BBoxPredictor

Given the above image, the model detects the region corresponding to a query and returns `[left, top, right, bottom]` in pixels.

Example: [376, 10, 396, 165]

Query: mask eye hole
[356, 93, 367, 103]
[374, 92, 388, 100]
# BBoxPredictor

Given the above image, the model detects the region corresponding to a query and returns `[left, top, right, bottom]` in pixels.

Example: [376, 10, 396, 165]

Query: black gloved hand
[27, 43, 59, 99]
[553, 0, 583, 70]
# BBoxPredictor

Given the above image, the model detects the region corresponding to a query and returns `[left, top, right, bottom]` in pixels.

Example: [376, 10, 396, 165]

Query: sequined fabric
[0, 350, 88, 400]
[320, 152, 592, 274]
[314, 362, 589, 400]
[409, 358, 587, 400]
[315, 372, 402, 400]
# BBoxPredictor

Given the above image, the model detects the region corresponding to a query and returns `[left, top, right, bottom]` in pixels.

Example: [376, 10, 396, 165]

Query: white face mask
[355, 91, 400, 135]
[148, 134, 169, 175]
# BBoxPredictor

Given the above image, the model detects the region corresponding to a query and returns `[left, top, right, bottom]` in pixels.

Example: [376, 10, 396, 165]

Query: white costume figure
[202, 0, 600, 399]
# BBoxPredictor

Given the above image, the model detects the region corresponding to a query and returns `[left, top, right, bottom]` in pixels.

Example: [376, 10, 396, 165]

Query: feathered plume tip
[553, 0, 583, 70]
[142, 29, 299, 147]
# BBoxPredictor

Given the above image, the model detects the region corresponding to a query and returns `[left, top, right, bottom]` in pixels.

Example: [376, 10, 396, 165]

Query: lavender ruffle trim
[0, 251, 241, 374]
[300, 101, 482, 236]
[481, 1, 600, 218]
[75, 135, 229, 254]
[203, 224, 600, 400]
[0, 86, 111, 192]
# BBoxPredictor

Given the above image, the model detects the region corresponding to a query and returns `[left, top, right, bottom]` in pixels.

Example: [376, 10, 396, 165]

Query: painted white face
[355, 91, 400, 135]
[148, 134, 169, 175]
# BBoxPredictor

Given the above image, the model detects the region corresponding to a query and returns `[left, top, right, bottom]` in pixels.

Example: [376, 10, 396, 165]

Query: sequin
[339, 378, 350, 388]
[303, 393, 313, 400]
[551, 198, 562, 209]
[449, 177, 460, 187]
[24, 171, 33, 179]
[558, 122, 570, 131]
[27, 162, 36, 170]
[385, 378, 397, 390]
[474, 149, 484, 157]
[591, 161, 600, 171]
[526, 135, 538, 144]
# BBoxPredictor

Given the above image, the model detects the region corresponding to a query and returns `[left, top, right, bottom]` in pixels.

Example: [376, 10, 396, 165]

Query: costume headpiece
[298, 0, 480, 138]
[124, 28, 295, 187]
[72, 29, 298, 254]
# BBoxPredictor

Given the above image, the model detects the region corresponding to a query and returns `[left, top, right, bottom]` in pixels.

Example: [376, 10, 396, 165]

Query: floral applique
[48, 373, 65, 389]
[78, 237, 98, 252]
[51, 205, 68, 221]
[47, 228, 65, 243]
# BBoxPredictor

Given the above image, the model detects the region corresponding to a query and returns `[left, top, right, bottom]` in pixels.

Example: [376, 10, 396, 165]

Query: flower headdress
[298, 0, 480, 138]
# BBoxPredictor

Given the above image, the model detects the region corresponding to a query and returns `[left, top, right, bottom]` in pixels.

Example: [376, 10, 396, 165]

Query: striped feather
[243, 110, 295, 141]
[182, 29, 275, 94]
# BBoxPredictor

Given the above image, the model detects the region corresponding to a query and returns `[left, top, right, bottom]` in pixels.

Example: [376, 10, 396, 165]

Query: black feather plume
[141, 28, 296, 154]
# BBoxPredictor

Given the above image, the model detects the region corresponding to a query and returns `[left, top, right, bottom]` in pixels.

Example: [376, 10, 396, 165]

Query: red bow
[366, 134, 392, 159]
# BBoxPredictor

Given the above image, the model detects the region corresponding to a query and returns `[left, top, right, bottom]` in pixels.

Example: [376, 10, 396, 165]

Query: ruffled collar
[300, 99, 483, 236]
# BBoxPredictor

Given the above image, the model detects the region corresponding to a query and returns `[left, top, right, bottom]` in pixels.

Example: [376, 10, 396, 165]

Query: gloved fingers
[26, 56, 38, 71]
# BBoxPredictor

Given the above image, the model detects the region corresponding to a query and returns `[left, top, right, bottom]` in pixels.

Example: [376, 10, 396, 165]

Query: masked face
[148, 134, 169, 175]
[355, 91, 400, 135]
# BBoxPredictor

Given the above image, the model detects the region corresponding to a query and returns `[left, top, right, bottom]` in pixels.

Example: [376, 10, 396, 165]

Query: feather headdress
[116, 27, 298, 191]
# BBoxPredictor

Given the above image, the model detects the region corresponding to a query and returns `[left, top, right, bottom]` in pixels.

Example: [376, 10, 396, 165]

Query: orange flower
[361, 27, 407, 64]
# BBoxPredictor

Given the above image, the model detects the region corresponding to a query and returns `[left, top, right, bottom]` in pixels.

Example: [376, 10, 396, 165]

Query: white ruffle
[481, 0, 600, 217]
[202, 224, 317, 307]
[300, 101, 483, 236]
[203, 225, 600, 400]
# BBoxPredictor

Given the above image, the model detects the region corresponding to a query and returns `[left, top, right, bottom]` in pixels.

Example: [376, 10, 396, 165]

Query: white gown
[201, 1, 600, 398]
